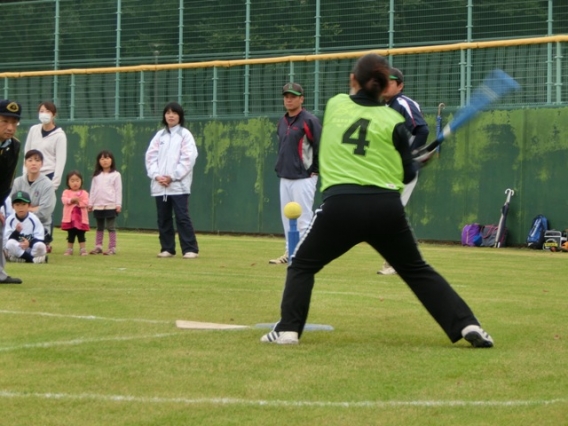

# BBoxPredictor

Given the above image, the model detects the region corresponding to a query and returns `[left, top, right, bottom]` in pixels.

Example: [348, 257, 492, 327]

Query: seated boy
[1, 195, 13, 260]
[11, 149, 55, 250]
[3, 191, 47, 264]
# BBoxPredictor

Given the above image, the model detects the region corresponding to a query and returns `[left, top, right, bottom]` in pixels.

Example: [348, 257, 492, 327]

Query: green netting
[1, 0, 568, 121]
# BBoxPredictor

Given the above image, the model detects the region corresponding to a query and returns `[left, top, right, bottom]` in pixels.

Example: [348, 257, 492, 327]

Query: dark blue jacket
[275, 109, 321, 179]
[387, 93, 429, 152]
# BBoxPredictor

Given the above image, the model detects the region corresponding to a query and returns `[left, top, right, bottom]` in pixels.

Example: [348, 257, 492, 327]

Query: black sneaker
[462, 325, 494, 348]
[0, 276, 22, 284]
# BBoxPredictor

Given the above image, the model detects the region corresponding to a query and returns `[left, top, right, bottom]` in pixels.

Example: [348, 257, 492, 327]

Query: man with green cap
[269, 83, 321, 265]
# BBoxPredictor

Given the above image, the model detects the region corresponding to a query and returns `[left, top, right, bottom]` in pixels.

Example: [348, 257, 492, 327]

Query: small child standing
[4, 191, 47, 263]
[61, 170, 90, 256]
[88, 150, 122, 255]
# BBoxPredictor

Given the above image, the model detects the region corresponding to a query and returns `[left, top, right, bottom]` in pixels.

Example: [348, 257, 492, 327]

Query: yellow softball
[283, 202, 302, 219]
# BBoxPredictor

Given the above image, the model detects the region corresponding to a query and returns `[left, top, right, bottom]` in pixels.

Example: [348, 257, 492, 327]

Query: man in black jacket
[269, 83, 321, 265]
[0, 99, 23, 284]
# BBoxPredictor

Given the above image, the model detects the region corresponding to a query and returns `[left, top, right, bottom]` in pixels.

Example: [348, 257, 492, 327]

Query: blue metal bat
[413, 69, 520, 163]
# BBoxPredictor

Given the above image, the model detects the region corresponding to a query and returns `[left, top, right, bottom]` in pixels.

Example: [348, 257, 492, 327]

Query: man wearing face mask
[24, 101, 68, 191]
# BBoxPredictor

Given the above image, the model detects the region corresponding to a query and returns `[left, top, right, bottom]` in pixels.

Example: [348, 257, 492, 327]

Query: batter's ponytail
[352, 54, 390, 99]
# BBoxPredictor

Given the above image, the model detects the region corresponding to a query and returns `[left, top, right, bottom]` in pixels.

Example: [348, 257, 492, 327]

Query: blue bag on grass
[527, 214, 549, 249]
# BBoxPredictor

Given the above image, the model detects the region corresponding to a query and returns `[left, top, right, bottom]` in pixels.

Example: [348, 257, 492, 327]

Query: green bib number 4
[342, 118, 370, 156]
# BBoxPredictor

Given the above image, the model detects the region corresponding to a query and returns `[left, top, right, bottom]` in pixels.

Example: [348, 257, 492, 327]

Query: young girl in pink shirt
[88, 150, 122, 255]
[61, 170, 90, 256]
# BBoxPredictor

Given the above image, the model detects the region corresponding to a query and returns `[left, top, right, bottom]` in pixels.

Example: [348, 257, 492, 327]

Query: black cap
[12, 191, 31, 204]
[389, 68, 404, 83]
[0, 100, 22, 120]
[282, 82, 304, 96]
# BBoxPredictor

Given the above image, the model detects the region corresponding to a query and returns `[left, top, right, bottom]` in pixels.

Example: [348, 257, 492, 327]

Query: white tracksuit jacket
[144, 125, 198, 197]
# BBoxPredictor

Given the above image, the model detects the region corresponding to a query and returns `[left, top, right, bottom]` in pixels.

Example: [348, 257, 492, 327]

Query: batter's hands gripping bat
[413, 69, 520, 163]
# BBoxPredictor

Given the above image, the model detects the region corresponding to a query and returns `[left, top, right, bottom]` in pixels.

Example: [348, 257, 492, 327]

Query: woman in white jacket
[145, 102, 199, 259]
[24, 101, 67, 191]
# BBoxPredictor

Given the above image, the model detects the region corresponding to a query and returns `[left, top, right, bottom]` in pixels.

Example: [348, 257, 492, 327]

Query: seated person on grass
[3, 191, 47, 264]
[11, 149, 55, 249]
[1, 195, 13, 260]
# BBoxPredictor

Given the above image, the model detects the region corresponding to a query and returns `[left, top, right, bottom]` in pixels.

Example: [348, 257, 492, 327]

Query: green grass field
[1, 230, 567, 425]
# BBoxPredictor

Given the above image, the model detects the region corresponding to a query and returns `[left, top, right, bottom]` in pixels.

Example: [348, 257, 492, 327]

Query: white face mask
[38, 112, 52, 125]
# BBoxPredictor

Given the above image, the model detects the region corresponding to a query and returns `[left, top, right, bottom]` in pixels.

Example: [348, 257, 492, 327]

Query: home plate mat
[255, 323, 334, 331]
[175, 320, 334, 331]
[175, 320, 249, 330]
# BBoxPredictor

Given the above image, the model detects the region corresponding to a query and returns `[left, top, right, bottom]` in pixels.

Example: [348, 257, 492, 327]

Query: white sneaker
[8, 255, 26, 263]
[260, 331, 299, 345]
[377, 266, 397, 275]
[157, 251, 175, 258]
[33, 255, 47, 264]
[461, 325, 494, 348]
[182, 252, 198, 259]
[268, 253, 288, 265]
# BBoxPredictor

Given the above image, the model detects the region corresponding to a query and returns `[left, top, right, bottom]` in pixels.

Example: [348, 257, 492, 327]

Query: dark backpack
[461, 223, 483, 246]
[527, 214, 549, 249]
[481, 224, 507, 247]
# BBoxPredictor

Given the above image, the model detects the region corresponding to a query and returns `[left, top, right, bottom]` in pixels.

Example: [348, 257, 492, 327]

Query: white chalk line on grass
[0, 333, 179, 353]
[0, 390, 565, 408]
[0, 309, 171, 324]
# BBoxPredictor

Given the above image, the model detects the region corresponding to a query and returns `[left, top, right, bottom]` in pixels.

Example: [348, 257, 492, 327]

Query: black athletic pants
[274, 192, 480, 343]
[154, 194, 199, 255]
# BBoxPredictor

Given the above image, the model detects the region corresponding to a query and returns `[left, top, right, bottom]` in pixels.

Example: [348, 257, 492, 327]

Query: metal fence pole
[115, 0, 122, 119]
[555, 42, 563, 104]
[465, 0, 473, 105]
[212, 67, 218, 118]
[313, 0, 321, 114]
[459, 50, 466, 107]
[288, 61, 295, 85]
[178, 0, 184, 103]
[151, 46, 160, 115]
[243, 0, 251, 117]
[138, 71, 145, 119]
[547, 0, 553, 104]
[70, 74, 75, 121]
[54, 0, 60, 107]
[388, 0, 394, 56]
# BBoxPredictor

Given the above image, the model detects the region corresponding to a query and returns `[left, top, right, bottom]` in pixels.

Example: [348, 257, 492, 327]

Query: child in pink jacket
[61, 170, 90, 256]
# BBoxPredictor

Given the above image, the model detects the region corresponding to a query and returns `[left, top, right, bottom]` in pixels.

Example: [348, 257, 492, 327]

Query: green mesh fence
[1, 0, 568, 121]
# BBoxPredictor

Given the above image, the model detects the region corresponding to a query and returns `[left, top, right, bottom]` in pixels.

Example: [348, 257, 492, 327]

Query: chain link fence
[1, 0, 567, 121]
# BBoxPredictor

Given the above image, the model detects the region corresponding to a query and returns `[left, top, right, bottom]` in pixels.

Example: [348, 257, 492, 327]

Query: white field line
[0, 333, 179, 353]
[0, 309, 171, 324]
[0, 390, 565, 408]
